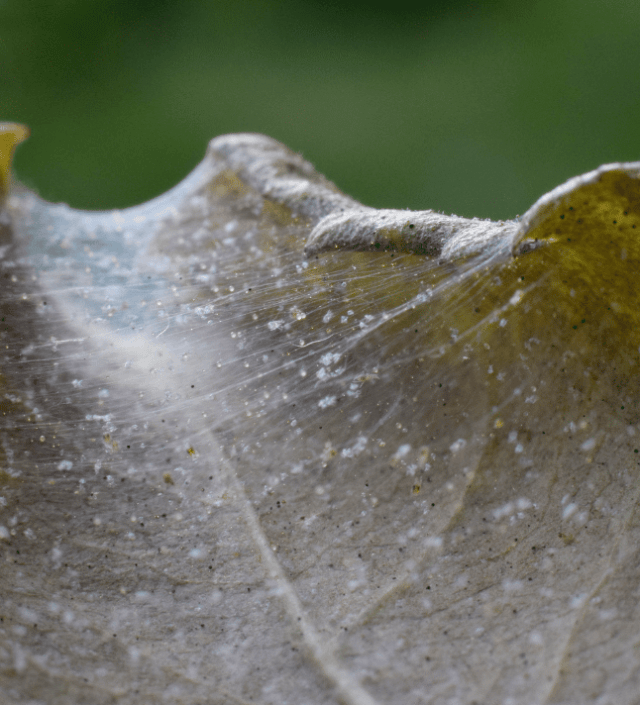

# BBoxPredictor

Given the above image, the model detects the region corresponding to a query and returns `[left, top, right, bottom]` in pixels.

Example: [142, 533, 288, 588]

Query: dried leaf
[1, 130, 640, 704]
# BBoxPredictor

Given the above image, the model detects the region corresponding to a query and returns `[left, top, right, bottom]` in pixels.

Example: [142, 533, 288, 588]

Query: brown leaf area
[1, 134, 640, 704]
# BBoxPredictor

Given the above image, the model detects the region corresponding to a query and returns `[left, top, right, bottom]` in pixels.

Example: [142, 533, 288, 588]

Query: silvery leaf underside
[2, 133, 640, 705]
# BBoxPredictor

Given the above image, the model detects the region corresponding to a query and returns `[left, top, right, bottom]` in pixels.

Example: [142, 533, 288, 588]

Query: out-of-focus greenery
[2, 0, 640, 218]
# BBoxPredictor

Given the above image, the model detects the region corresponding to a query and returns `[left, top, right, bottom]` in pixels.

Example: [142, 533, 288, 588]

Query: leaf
[0, 124, 29, 204]
[1, 128, 640, 704]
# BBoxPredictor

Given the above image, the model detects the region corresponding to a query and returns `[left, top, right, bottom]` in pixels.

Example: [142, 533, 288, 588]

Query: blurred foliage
[2, 0, 640, 217]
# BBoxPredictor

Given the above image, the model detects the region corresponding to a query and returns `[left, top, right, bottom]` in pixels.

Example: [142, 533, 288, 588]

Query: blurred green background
[2, 0, 640, 218]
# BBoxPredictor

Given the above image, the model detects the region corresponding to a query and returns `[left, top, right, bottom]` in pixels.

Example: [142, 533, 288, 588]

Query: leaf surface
[1, 133, 640, 704]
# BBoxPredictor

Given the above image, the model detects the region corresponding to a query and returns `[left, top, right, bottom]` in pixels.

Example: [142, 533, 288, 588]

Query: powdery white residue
[194, 304, 214, 318]
[320, 352, 341, 366]
[358, 314, 375, 329]
[570, 593, 588, 609]
[509, 289, 524, 306]
[580, 438, 596, 451]
[493, 502, 514, 520]
[318, 395, 337, 409]
[394, 444, 411, 459]
[449, 438, 467, 453]
[341, 437, 368, 458]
